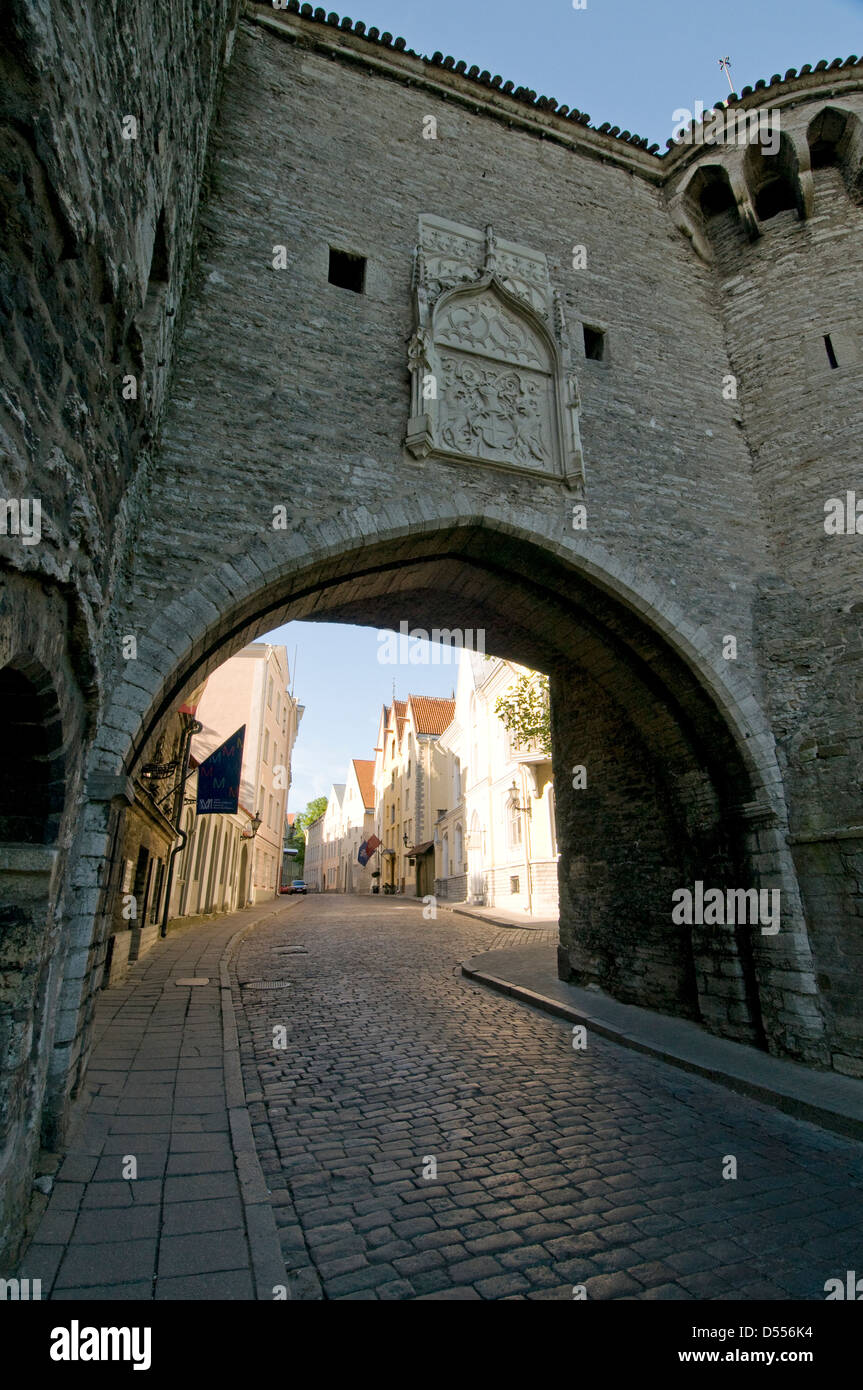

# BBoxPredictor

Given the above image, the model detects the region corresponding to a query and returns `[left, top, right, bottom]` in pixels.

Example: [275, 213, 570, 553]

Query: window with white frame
[508, 796, 523, 847]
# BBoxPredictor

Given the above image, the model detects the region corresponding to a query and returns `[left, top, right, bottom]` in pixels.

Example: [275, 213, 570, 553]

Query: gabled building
[321, 784, 345, 891]
[338, 758, 376, 893]
[171, 643, 300, 913]
[373, 694, 456, 895]
[303, 811, 325, 892]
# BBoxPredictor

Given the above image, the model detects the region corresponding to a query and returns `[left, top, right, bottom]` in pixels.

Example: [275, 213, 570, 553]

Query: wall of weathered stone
[80, 7, 854, 1076]
[663, 80, 863, 1072]
[0, 0, 239, 1267]
[4, 0, 862, 1266]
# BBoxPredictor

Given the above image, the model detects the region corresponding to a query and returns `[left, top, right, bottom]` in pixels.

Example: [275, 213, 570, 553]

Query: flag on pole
[196, 726, 245, 815]
[358, 833, 381, 866]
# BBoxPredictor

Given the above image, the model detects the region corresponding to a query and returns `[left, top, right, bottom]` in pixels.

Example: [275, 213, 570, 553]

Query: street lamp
[507, 778, 533, 915]
[241, 811, 263, 840]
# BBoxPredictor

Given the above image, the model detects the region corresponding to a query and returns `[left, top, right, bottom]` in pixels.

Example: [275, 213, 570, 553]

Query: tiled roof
[261, 4, 863, 159]
[352, 758, 376, 810]
[408, 695, 456, 736]
[392, 698, 407, 734]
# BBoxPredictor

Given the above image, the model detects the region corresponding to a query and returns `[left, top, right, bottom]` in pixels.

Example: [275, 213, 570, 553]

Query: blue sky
[265, 621, 462, 814]
[318, 0, 862, 148]
[263, 0, 861, 816]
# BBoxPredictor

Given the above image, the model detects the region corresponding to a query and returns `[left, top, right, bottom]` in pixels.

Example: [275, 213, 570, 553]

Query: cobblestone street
[235, 897, 863, 1301]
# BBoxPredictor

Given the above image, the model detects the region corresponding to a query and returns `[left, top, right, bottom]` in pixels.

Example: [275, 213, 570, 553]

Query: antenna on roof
[718, 56, 734, 92]
[392, 677, 396, 703]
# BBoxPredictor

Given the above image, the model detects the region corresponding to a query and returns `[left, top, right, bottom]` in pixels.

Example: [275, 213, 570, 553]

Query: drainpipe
[160, 714, 202, 937]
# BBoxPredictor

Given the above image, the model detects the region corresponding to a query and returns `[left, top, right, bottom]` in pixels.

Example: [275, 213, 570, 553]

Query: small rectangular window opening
[824, 334, 839, 369]
[583, 324, 606, 362]
[510, 875, 520, 894]
[329, 247, 366, 293]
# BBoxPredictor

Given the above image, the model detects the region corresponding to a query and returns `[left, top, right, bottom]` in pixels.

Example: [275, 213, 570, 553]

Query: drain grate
[274, 946, 308, 955]
[243, 979, 292, 990]
[174, 977, 210, 986]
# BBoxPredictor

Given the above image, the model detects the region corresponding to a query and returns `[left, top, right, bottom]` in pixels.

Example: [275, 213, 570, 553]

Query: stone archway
[59, 514, 827, 1092]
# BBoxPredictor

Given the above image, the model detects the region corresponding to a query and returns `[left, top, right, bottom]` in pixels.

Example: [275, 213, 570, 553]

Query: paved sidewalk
[463, 941, 863, 1141]
[442, 902, 559, 933]
[17, 902, 293, 1300]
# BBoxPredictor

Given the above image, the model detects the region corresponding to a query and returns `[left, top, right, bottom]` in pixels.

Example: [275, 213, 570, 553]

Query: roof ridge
[262, 4, 863, 160]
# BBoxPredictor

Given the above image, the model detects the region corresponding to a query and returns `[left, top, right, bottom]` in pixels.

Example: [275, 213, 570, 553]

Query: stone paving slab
[462, 941, 863, 1140]
[15, 901, 295, 1300]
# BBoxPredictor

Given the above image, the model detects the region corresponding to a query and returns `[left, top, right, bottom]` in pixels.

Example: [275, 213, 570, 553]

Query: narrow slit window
[824, 334, 839, 369]
[583, 324, 606, 361]
[328, 247, 366, 293]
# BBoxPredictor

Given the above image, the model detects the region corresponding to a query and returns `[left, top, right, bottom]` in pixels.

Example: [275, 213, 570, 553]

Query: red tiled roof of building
[408, 695, 456, 736]
[352, 758, 376, 810]
[392, 698, 407, 734]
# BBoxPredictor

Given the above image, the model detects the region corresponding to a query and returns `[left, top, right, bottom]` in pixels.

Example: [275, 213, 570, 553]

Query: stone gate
[1, 0, 862, 1264]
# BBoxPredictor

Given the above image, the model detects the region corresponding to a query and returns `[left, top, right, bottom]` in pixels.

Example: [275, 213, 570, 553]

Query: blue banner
[196, 726, 245, 815]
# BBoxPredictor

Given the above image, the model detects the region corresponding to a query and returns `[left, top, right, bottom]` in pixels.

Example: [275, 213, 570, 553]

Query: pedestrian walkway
[443, 902, 558, 932]
[463, 940, 863, 1141]
[16, 901, 294, 1300]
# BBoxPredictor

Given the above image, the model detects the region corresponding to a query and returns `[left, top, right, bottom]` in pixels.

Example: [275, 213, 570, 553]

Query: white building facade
[303, 812, 324, 892]
[434, 654, 559, 916]
[169, 643, 300, 915]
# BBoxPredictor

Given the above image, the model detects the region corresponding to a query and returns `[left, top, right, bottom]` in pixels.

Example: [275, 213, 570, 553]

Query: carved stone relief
[405, 214, 585, 490]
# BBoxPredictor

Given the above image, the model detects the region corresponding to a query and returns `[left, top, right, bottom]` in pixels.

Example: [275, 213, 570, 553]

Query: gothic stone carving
[405, 215, 585, 490]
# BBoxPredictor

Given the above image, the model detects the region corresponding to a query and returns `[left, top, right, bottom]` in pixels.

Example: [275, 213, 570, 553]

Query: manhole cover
[174, 977, 210, 986]
[243, 980, 292, 990]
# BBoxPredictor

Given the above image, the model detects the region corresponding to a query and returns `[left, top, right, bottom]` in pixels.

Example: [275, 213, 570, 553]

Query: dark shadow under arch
[108, 523, 795, 1054]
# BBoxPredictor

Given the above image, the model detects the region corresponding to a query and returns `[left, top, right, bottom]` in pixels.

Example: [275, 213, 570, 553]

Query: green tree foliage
[296, 796, 328, 835]
[494, 672, 552, 757]
[284, 797, 328, 880]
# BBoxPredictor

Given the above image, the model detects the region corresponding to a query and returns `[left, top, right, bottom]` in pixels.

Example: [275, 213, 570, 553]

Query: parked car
[278, 883, 291, 894]
[289, 879, 307, 895]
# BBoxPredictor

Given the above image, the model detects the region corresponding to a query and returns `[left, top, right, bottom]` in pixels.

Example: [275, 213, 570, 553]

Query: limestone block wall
[0, 0, 238, 1267]
[125, 8, 768, 646]
[77, 9, 847, 1077]
[664, 77, 863, 1072]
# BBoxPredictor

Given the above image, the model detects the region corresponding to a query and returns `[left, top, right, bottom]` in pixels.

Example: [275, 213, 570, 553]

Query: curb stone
[220, 901, 299, 1300]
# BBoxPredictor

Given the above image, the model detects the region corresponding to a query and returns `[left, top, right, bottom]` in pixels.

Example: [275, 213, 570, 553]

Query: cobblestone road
[234, 896, 863, 1301]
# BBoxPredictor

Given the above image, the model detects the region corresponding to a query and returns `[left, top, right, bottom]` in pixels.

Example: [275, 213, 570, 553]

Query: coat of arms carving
[405, 215, 585, 491]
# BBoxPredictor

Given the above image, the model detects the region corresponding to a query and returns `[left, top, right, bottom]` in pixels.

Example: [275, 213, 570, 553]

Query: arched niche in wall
[744, 128, 805, 222]
[682, 164, 745, 256]
[807, 105, 863, 204]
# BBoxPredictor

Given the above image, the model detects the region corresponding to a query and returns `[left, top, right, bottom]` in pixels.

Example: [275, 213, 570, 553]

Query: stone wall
[4, 0, 863, 1265]
[664, 83, 863, 1072]
[74, 9, 849, 1076]
[0, 0, 238, 1267]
